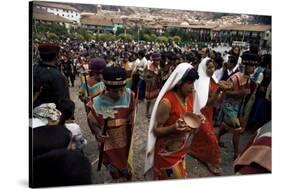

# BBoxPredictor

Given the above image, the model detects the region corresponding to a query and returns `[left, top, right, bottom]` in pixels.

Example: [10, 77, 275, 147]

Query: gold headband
[242, 60, 258, 65]
[104, 80, 127, 86]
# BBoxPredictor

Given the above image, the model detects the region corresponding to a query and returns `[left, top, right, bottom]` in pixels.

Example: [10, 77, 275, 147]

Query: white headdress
[144, 63, 193, 178]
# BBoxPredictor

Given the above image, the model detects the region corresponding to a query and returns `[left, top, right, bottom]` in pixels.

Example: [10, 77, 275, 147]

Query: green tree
[116, 27, 125, 36]
[47, 32, 59, 40]
[172, 36, 181, 43]
[150, 34, 157, 42]
[156, 36, 168, 43]
[98, 33, 116, 41]
[83, 32, 93, 41]
[143, 34, 151, 41]
[118, 33, 133, 42]
[76, 34, 85, 42]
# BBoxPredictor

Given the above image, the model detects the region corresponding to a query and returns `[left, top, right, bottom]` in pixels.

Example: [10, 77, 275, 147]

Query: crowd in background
[31, 37, 271, 186]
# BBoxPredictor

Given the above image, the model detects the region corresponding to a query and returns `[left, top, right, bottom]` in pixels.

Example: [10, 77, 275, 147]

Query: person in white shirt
[135, 50, 148, 101]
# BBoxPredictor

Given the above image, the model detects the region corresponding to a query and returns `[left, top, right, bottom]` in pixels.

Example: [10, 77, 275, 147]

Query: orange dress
[153, 91, 193, 180]
[189, 79, 221, 165]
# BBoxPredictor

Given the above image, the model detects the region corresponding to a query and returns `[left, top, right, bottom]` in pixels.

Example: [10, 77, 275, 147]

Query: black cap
[103, 67, 127, 88]
[38, 43, 60, 61]
[241, 52, 259, 65]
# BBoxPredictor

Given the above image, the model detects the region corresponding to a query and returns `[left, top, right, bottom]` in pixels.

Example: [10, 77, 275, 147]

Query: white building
[34, 2, 80, 23]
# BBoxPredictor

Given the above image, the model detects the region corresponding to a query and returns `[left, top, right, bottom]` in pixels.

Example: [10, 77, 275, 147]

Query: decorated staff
[97, 107, 117, 171]
[79, 58, 106, 112]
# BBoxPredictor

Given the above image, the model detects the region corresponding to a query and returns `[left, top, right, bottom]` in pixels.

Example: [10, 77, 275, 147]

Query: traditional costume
[221, 53, 259, 132]
[144, 63, 197, 180]
[189, 58, 221, 174]
[144, 52, 162, 101]
[234, 121, 271, 174]
[79, 58, 106, 100]
[87, 67, 136, 180]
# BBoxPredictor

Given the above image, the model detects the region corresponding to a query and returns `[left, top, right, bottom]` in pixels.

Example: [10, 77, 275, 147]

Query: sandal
[206, 163, 222, 176]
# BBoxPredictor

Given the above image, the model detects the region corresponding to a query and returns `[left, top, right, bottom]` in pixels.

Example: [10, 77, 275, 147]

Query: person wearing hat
[31, 103, 92, 187]
[87, 66, 136, 181]
[144, 52, 162, 118]
[78, 57, 106, 106]
[33, 43, 70, 110]
[144, 63, 203, 180]
[217, 52, 259, 160]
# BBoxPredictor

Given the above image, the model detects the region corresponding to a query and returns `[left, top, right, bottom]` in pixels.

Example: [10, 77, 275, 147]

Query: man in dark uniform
[61, 51, 75, 87]
[33, 43, 70, 110]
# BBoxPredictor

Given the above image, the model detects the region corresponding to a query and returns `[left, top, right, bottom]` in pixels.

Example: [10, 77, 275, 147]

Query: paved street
[69, 77, 252, 184]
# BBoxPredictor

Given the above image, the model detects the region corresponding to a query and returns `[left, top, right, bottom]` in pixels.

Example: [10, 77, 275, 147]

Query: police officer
[33, 43, 70, 110]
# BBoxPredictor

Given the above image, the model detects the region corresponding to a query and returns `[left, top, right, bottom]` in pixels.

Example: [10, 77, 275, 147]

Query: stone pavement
[69, 78, 252, 184]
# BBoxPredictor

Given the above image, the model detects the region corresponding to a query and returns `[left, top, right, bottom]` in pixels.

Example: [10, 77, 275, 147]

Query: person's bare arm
[153, 99, 175, 137]
[206, 89, 220, 106]
[224, 79, 250, 97]
[153, 99, 191, 137]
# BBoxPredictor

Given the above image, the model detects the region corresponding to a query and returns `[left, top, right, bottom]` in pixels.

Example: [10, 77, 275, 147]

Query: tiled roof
[33, 1, 78, 12]
[80, 14, 113, 26]
[33, 12, 72, 23]
[213, 24, 271, 32]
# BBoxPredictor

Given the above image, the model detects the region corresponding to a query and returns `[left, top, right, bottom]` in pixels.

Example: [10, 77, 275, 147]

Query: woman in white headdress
[144, 63, 202, 180]
[189, 57, 222, 175]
